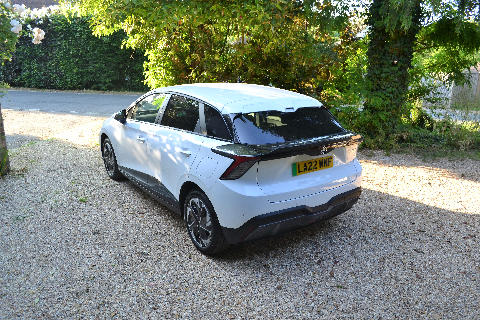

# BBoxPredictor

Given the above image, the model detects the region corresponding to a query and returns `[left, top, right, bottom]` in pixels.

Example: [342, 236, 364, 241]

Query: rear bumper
[221, 187, 361, 244]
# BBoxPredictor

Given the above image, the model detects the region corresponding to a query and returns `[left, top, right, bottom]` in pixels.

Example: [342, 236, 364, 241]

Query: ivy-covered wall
[0, 14, 148, 92]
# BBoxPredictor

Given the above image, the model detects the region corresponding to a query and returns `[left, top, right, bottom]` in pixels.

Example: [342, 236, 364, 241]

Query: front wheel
[102, 137, 124, 181]
[184, 190, 229, 255]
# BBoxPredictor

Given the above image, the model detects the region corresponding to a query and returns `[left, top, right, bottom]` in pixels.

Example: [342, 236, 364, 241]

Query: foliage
[1, 13, 17, 63]
[65, 0, 480, 154]
[356, 0, 480, 147]
[319, 23, 368, 108]
[70, 0, 352, 93]
[1, 1, 20, 62]
[409, 17, 480, 104]
[0, 11, 148, 91]
[449, 76, 480, 112]
[334, 101, 480, 154]
[1, 2, 48, 62]
[392, 118, 480, 159]
[433, 119, 480, 151]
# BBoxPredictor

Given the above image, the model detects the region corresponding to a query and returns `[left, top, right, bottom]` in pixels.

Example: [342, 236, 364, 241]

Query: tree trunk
[0, 103, 10, 176]
[363, 0, 422, 135]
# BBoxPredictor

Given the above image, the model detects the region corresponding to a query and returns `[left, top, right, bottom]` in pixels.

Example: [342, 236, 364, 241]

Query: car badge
[321, 146, 328, 154]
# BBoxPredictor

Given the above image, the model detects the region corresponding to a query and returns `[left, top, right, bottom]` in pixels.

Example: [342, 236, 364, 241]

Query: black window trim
[153, 93, 172, 125]
[125, 92, 170, 125]
[155, 92, 234, 142]
[227, 105, 346, 145]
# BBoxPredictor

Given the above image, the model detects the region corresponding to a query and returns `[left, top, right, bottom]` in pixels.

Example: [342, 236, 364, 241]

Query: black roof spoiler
[250, 132, 363, 159]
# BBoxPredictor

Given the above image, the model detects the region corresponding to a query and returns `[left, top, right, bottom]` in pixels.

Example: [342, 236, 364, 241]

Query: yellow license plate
[292, 156, 333, 176]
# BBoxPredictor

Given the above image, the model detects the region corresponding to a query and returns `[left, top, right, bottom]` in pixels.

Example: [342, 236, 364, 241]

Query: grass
[393, 145, 480, 161]
[22, 141, 37, 148]
[448, 79, 480, 112]
[451, 103, 480, 112]
[10, 167, 28, 177]
[358, 106, 480, 161]
[13, 215, 30, 222]
[381, 118, 480, 160]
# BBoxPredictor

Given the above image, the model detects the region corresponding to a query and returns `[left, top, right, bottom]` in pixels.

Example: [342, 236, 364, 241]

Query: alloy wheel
[185, 197, 212, 248]
[103, 141, 116, 176]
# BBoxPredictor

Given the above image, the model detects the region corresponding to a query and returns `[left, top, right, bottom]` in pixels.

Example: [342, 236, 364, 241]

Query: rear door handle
[179, 149, 191, 156]
[137, 136, 145, 143]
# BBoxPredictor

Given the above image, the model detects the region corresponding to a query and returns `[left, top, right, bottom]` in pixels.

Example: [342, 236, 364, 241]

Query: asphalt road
[0, 89, 141, 117]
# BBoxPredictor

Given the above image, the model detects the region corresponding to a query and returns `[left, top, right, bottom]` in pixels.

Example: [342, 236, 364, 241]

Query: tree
[410, 13, 480, 103]
[70, 0, 352, 96]
[1, 1, 46, 176]
[361, 0, 480, 140]
[362, 0, 421, 136]
[1, 1, 21, 176]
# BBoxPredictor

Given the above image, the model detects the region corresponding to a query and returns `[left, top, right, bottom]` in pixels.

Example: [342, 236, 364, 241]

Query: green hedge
[0, 14, 148, 92]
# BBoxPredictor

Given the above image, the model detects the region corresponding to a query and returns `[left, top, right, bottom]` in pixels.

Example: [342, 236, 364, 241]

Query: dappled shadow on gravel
[0, 137, 479, 319]
[2, 109, 106, 148]
[5, 133, 41, 149]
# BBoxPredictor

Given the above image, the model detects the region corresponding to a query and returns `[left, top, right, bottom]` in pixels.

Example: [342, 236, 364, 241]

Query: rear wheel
[102, 137, 124, 181]
[184, 190, 229, 255]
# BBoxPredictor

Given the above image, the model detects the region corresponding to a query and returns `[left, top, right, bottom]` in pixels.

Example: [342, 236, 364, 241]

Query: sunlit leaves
[68, 0, 352, 92]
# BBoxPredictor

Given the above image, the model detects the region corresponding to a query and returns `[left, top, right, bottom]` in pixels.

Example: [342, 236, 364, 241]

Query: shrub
[0, 12, 148, 92]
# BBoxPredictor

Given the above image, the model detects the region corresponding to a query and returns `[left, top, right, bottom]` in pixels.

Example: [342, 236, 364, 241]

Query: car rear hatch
[253, 135, 361, 203]
[212, 106, 363, 202]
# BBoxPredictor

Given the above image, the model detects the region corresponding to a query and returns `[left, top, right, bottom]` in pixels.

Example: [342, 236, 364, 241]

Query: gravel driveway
[1, 109, 479, 319]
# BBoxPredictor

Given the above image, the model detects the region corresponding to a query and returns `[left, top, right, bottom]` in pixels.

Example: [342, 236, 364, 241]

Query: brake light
[212, 144, 261, 180]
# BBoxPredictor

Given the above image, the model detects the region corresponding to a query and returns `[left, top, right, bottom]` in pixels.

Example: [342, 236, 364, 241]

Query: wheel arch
[100, 133, 108, 154]
[181, 182, 230, 254]
[179, 181, 203, 215]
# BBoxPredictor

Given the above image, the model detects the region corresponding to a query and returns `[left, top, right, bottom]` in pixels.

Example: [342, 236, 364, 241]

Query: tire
[184, 190, 230, 255]
[102, 137, 124, 181]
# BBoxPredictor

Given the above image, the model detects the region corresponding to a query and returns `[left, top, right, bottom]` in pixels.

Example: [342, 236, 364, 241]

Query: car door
[146, 94, 204, 203]
[189, 104, 235, 189]
[114, 93, 167, 183]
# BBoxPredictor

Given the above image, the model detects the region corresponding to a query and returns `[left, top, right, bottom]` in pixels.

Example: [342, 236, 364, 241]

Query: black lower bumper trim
[221, 187, 362, 244]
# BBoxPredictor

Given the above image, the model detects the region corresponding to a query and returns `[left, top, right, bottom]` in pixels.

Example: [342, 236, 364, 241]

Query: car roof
[152, 83, 322, 114]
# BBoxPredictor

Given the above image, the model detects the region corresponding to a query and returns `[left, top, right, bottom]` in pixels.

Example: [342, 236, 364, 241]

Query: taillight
[220, 155, 260, 180]
[212, 144, 261, 180]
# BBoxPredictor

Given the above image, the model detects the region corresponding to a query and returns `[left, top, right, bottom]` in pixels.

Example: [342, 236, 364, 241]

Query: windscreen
[230, 107, 345, 145]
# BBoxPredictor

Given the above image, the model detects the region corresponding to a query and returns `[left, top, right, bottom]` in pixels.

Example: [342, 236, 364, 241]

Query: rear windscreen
[230, 107, 345, 145]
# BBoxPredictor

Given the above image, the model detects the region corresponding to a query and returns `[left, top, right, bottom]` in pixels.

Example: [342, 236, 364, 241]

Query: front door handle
[137, 136, 145, 143]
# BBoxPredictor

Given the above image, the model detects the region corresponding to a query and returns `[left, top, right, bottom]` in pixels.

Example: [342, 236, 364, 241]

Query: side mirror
[114, 109, 127, 124]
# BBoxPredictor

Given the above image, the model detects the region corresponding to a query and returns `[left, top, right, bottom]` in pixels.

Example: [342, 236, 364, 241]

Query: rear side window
[230, 107, 345, 145]
[205, 105, 232, 141]
[161, 95, 199, 132]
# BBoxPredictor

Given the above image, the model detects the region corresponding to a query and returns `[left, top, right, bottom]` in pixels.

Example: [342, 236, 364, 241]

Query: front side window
[161, 95, 199, 132]
[129, 94, 167, 123]
[230, 106, 346, 145]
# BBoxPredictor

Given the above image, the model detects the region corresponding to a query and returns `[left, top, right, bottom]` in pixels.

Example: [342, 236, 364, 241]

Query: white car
[100, 83, 363, 254]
